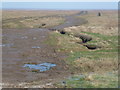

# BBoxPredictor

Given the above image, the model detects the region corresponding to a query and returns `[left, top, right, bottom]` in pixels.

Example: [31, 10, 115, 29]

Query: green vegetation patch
[45, 31, 118, 67]
[81, 31, 118, 48]
[54, 71, 118, 88]
[44, 32, 59, 46]
[44, 25, 118, 88]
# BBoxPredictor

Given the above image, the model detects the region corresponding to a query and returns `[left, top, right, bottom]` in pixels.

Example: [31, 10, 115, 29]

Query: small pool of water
[23, 62, 56, 72]
[0, 43, 13, 47]
[33, 37, 37, 40]
[21, 36, 28, 39]
[32, 46, 40, 49]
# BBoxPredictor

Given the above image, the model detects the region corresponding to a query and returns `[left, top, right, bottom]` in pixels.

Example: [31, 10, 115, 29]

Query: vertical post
[98, 12, 101, 16]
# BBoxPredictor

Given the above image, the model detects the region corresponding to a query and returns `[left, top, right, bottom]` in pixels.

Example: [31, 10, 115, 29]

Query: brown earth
[2, 28, 70, 88]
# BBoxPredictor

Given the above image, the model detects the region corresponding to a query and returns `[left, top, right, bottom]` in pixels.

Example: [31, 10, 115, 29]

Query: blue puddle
[23, 62, 56, 72]
[32, 46, 40, 49]
[0, 43, 13, 47]
[21, 36, 28, 39]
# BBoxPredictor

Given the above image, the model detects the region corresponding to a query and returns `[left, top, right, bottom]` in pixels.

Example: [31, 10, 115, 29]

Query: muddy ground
[2, 10, 118, 88]
[2, 28, 70, 87]
[2, 11, 87, 88]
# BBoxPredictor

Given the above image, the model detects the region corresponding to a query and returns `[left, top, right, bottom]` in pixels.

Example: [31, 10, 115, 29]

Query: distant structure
[77, 11, 88, 15]
[98, 12, 101, 16]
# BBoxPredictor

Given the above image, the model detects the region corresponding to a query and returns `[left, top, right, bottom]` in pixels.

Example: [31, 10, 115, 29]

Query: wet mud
[2, 11, 88, 87]
[2, 28, 69, 87]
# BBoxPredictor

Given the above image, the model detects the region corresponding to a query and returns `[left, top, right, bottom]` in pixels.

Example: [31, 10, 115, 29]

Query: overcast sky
[2, 2, 118, 10]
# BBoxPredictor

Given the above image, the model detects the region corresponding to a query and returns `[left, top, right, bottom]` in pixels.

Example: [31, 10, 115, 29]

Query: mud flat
[2, 28, 70, 88]
[2, 11, 88, 88]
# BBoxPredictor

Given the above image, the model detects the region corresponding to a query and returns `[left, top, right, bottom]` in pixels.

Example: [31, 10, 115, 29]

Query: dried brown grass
[64, 10, 118, 36]
[2, 10, 79, 19]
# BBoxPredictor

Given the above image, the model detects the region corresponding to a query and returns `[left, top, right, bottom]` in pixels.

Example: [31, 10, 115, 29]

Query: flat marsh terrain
[2, 10, 118, 88]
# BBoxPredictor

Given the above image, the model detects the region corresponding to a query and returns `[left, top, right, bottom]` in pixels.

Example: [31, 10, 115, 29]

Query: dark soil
[84, 44, 101, 50]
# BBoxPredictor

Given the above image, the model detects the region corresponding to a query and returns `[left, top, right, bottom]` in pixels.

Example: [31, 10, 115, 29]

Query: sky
[1, 0, 119, 2]
[2, 2, 118, 10]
